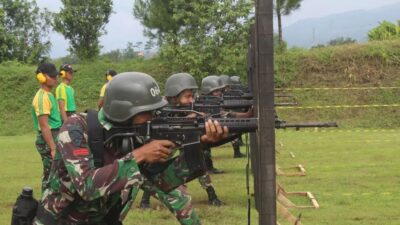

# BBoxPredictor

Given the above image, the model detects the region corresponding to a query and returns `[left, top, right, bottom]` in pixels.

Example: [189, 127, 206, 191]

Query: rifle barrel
[275, 121, 338, 129]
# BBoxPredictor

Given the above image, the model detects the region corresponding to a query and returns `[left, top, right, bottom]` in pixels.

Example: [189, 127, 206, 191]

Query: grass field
[1, 130, 399, 225]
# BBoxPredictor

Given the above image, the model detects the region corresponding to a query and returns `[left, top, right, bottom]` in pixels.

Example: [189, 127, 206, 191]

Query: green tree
[133, 0, 183, 46]
[273, 33, 287, 53]
[274, 0, 303, 44]
[134, 0, 253, 79]
[123, 42, 137, 59]
[368, 20, 400, 41]
[100, 49, 123, 62]
[0, 0, 51, 63]
[327, 37, 356, 46]
[53, 0, 113, 60]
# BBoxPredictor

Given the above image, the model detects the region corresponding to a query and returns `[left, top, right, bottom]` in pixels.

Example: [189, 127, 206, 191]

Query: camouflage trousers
[231, 138, 241, 149]
[197, 173, 213, 190]
[35, 131, 58, 194]
[141, 181, 200, 225]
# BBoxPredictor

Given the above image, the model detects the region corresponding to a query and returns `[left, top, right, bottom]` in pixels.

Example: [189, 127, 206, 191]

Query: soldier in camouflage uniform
[200, 76, 253, 172]
[33, 72, 227, 225]
[199, 75, 227, 174]
[140, 73, 224, 207]
[31, 63, 62, 194]
[219, 75, 245, 158]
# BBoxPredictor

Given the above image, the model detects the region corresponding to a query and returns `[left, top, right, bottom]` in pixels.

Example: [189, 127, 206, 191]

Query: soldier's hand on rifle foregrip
[201, 119, 229, 143]
[133, 140, 175, 164]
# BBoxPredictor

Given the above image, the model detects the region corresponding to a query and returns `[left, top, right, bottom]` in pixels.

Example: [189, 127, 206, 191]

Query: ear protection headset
[59, 64, 69, 78]
[36, 70, 46, 84]
[60, 70, 66, 78]
[106, 70, 113, 81]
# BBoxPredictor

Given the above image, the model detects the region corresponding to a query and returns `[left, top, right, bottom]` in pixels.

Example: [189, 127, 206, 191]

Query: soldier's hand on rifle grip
[133, 140, 175, 164]
[220, 110, 229, 118]
[186, 112, 206, 118]
[201, 119, 229, 143]
[244, 106, 254, 118]
[231, 106, 254, 118]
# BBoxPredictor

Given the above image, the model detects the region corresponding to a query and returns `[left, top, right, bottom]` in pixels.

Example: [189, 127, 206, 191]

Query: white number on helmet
[150, 85, 161, 97]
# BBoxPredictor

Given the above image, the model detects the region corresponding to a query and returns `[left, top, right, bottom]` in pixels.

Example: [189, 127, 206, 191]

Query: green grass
[0, 135, 257, 224]
[276, 129, 400, 225]
[3, 40, 400, 135]
[1, 130, 400, 224]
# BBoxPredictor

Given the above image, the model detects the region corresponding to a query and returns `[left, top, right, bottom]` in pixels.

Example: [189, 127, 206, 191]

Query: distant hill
[283, 2, 400, 48]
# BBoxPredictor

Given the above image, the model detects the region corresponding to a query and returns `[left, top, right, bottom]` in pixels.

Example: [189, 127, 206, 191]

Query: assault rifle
[161, 100, 254, 116]
[104, 115, 258, 192]
[230, 84, 250, 93]
[196, 95, 297, 108]
[223, 91, 254, 100]
[105, 116, 258, 148]
[275, 119, 338, 130]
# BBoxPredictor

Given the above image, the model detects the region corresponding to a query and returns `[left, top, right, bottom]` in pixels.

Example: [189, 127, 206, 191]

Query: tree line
[0, 0, 303, 74]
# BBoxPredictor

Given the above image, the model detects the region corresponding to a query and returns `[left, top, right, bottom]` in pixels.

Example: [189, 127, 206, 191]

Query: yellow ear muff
[36, 72, 46, 84]
[107, 75, 113, 81]
[60, 70, 66, 78]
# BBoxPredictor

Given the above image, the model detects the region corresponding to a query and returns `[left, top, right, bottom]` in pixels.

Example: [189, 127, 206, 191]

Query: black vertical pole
[248, 24, 260, 212]
[255, 0, 276, 224]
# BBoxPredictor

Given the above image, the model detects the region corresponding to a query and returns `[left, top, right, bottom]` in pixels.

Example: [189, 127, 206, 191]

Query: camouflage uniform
[197, 174, 212, 189]
[34, 112, 200, 225]
[35, 131, 59, 193]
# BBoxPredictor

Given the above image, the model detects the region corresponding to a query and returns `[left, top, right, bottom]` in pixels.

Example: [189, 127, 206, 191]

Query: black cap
[37, 63, 58, 77]
[106, 69, 117, 77]
[60, 64, 77, 73]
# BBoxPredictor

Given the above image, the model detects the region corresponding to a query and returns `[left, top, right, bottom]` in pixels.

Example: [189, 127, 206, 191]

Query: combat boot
[206, 187, 223, 206]
[139, 191, 151, 209]
[238, 136, 245, 146]
[208, 167, 225, 174]
[205, 148, 224, 174]
[233, 142, 245, 158]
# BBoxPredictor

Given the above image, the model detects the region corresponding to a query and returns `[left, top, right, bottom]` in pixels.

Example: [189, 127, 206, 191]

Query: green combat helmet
[103, 72, 167, 123]
[200, 75, 225, 95]
[219, 74, 234, 86]
[230, 76, 241, 85]
[164, 73, 198, 97]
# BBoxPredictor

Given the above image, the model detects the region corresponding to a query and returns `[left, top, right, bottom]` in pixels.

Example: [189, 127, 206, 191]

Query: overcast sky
[35, 0, 400, 58]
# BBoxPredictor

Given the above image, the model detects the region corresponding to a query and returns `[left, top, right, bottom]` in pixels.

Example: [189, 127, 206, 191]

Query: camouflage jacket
[40, 112, 144, 224]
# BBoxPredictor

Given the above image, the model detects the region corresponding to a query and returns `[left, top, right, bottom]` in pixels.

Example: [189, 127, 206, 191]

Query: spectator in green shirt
[56, 64, 77, 122]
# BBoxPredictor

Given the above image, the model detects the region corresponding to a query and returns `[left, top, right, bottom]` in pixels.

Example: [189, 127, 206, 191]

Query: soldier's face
[210, 89, 222, 97]
[177, 90, 195, 105]
[132, 111, 153, 124]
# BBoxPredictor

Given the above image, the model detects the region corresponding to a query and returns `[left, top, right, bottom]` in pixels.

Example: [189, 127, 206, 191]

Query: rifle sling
[87, 109, 105, 168]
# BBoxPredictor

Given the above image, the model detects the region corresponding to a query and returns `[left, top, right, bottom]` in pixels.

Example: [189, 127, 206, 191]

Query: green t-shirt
[31, 89, 62, 131]
[56, 82, 76, 112]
